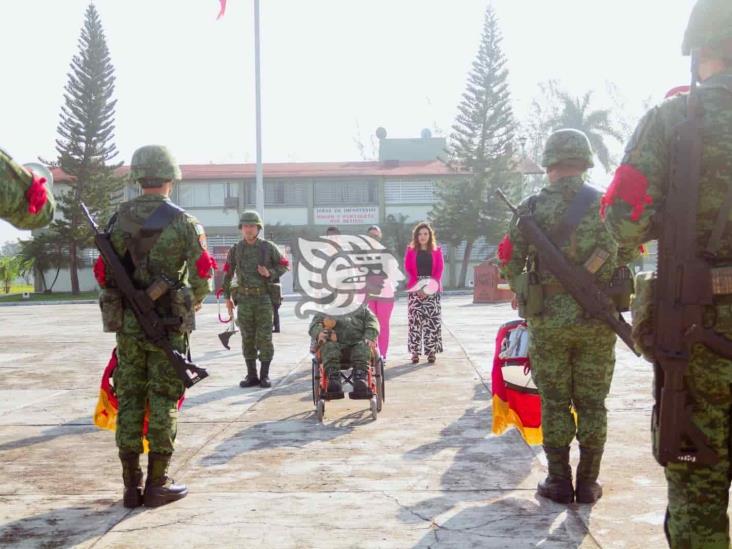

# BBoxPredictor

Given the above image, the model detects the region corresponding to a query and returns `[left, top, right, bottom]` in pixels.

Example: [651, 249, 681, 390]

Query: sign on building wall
[314, 206, 379, 225]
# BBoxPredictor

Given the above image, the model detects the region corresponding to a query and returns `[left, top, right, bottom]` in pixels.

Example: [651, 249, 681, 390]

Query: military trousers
[528, 319, 616, 450]
[320, 340, 370, 375]
[664, 340, 732, 549]
[237, 294, 274, 361]
[114, 333, 186, 455]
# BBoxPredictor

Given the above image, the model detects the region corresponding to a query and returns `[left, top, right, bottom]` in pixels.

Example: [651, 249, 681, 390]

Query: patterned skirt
[407, 284, 443, 355]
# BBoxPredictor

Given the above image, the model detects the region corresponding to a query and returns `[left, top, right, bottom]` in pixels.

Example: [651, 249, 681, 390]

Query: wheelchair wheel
[375, 357, 385, 412]
[369, 396, 378, 421]
[316, 399, 325, 423]
[311, 358, 320, 406]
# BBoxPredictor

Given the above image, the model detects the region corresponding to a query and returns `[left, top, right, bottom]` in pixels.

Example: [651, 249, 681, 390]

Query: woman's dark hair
[410, 221, 436, 251]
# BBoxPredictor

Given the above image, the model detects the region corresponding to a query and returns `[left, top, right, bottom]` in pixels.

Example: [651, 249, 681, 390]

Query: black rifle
[82, 203, 208, 388]
[496, 189, 639, 356]
[649, 56, 732, 467]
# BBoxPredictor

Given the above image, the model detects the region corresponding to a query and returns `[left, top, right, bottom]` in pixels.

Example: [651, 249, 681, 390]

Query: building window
[178, 181, 239, 207]
[265, 181, 308, 206]
[315, 180, 377, 205]
[384, 181, 435, 204]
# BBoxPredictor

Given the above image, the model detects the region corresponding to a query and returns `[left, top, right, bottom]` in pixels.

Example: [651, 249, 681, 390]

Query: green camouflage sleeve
[222, 245, 236, 299]
[309, 313, 325, 339]
[0, 150, 55, 229]
[268, 241, 289, 279]
[361, 306, 380, 342]
[602, 105, 671, 250]
[498, 203, 531, 291]
[182, 215, 213, 305]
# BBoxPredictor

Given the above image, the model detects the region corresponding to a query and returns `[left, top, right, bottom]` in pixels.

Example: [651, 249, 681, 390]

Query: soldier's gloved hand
[226, 298, 234, 317]
[257, 265, 271, 278]
[366, 339, 378, 350]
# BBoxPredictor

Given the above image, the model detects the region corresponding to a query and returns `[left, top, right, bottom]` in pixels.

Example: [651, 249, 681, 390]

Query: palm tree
[545, 91, 625, 172]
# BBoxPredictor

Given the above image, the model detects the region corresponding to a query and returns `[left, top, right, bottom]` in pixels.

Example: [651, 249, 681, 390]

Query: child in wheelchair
[309, 304, 380, 400]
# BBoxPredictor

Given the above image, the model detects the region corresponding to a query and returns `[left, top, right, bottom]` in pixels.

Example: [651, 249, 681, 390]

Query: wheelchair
[311, 342, 385, 422]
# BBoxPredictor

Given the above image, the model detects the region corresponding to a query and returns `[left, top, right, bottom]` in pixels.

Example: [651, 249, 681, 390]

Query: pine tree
[431, 5, 519, 287]
[51, 3, 122, 294]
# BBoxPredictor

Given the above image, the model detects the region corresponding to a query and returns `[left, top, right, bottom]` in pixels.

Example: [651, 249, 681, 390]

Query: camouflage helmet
[541, 129, 594, 169]
[682, 0, 732, 56]
[129, 145, 182, 187]
[239, 210, 263, 228]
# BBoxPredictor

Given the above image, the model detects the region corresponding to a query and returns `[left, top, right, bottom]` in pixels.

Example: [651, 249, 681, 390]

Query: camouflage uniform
[602, 1, 732, 544]
[96, 145, 214, 508]
[0, 149, 55, 229]
[222, 211, 288, 388]
[499, 129, 635, 504]
[308, 305, 379, 397]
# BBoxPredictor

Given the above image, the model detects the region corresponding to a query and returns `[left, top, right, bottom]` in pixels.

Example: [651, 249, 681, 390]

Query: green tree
[51, 3, 122, 294]
[431, 5, 519, 287]
[18, 234, 67, 292]
[0, 255, 31, 294]
[382, 213, 412, 264]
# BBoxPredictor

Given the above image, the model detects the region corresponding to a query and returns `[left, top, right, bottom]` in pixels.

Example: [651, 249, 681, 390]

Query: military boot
[537, 446, 574, 504]
[575, 446, 603, 504]
[239, 359, 260, 388]
[325, 369, 344, 399]
[143, 452, 188, 508]
[119, 450, 143, 509]
[349, 368, 372, 399]
[259, 361, 272, 388]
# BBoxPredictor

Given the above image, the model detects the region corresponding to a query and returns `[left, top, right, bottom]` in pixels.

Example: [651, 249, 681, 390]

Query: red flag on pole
[217, 0, 227, 19]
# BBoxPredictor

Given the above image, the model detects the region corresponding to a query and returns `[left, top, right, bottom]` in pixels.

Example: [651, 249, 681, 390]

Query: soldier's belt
[711, 267, 732, 295]
[237, 286, 266, 297]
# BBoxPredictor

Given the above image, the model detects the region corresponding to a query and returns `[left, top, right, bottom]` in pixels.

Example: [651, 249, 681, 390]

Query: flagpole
[254, 0, 264, 230]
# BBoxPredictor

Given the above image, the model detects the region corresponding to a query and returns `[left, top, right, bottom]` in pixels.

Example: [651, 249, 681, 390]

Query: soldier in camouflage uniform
[222, 211, 289, 389]
[308, 305, 379, 398]
[94, 145, 214, 508]
[602, 1, 732, 544]
[499, 129, 636, 504]
[0, 149, 55, 229]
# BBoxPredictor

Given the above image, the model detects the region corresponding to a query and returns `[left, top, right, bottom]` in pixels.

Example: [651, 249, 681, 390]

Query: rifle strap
[706, 181, 732, 257]
[551, 185, 602, 248]
[258, 239, 269, 267]
[130, 201, 184, 266]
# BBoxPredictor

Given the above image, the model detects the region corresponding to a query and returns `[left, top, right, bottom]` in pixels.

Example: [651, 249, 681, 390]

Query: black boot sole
[239, 379, 260, 388]
[144, 488, 188, 508]
[123, 489, 143, 509]
[537, 484, 574, 504]
[260, 379, 271, 388]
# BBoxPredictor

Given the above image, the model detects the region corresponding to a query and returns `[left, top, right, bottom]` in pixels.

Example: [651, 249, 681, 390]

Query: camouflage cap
[541, 129, 594, 169]
[129, 145, 182, 186]
[239, 210, 263, 228]
[683, 0, 732, 56]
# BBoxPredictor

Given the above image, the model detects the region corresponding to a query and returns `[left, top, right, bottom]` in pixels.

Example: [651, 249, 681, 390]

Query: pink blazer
[404, 245, 444, 292]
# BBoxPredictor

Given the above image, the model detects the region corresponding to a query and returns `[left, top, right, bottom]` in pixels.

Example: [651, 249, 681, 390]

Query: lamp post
[254, 0, 264, 229]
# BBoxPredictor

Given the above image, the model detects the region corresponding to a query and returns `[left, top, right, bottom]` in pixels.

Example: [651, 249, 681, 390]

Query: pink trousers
[367, 299, 394, 358]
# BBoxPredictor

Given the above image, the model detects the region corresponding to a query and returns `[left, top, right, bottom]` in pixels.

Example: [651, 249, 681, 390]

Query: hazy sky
[1, 0, 697, 245]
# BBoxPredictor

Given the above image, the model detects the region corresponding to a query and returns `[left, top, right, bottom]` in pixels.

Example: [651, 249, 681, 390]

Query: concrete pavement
[0, 296, 670, 548]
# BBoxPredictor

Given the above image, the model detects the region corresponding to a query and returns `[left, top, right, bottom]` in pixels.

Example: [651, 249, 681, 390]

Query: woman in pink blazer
[404, 222, 444, 364]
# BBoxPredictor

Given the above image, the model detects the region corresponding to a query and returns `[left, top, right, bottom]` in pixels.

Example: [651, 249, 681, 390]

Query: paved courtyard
[0, 295, 670, 548]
